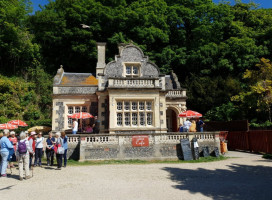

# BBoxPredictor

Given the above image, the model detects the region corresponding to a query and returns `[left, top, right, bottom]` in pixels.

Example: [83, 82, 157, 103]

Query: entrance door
[166, 108, 178, 132]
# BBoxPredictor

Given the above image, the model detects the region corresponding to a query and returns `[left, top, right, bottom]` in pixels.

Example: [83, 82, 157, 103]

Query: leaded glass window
[147, 113, 153, 125]
[125, 113, 130, 126]
[139, 112, 145, 126]
[124, 102, 130, 110]
[132, 113, 138, 125]
[68, 106, 73, 114]
[82, 106, 87, 112]
[117, 113, 122, 126]
[132, 102, 137, 110]
[126, 66, 131, 74]
[146, 102, 152, 110]
[117, 102, 122, 110]
[139, 102, 145, 110]
[75, 106, 80, 113]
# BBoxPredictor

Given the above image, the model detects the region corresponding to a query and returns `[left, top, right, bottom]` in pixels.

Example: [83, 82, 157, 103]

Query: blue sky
[31, 0, 272, 13]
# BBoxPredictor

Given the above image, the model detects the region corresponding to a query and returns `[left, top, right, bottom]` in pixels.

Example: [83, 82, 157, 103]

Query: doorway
[166, 108, 178, 132]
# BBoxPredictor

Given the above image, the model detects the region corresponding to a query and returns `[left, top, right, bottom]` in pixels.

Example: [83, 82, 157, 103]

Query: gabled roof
[58, 72, 98, 86]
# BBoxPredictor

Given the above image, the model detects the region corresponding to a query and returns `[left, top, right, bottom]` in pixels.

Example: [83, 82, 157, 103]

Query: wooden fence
[227, 130, 272, 154]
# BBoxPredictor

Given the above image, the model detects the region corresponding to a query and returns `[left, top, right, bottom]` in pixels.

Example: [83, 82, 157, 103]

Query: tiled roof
[58, 73, 98, 86]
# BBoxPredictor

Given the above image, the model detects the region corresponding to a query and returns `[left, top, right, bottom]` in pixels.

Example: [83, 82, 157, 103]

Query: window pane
[125, 113, 130, 126]
[124, 102, 130, 110]
[82, 106, 87, 112]
[133, 67, 138, 74]
[117, 113, 123, 126]
[75, 106, 80, 113]
[126, 66, 131, 74]
[147, 113, 152, 125]
[146, 102, 152, 110]
[139, 112, 145, 126]
[132, 113, 138, 125]
[132, 102, 137, 110]
[68, 106, 73, 114]
[139, 102, 144, 110]
[117, 102, 122, 110]
[68, 118, 73, 126]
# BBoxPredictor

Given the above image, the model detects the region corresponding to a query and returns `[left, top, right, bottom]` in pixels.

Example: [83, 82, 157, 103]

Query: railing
[64, 132, 219, 145]
[166, 90, 186, 98]
[108, 78, 161, 89]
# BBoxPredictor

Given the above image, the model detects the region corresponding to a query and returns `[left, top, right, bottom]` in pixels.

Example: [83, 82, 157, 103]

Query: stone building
[52, 43, 187, 133]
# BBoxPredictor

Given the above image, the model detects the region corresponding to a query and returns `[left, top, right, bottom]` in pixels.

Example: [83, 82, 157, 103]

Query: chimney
[118, 43, 126, 55]
[96, 42, 106, 77]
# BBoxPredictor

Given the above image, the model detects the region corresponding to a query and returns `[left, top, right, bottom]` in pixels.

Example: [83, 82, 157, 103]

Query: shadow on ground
[163, 164, 272, 200]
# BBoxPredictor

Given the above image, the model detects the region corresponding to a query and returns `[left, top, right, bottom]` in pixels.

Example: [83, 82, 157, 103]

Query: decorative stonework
[55, 102, 64, 131]
[57, 87, 97, 94]
[104, 45, 160, 78]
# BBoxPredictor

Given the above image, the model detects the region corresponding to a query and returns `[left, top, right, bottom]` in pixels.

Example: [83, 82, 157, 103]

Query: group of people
[0, 129, 68, 180]
[179, 118, 205, 132]
[72, 116, 100, 134]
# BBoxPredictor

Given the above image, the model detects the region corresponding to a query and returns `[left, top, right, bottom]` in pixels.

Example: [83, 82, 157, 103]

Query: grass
[65, 156, 227, 166]
[263, 154, 272, 160]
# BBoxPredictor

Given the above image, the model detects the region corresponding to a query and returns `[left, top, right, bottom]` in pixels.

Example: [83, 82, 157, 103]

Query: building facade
[52, 43, 187, 133]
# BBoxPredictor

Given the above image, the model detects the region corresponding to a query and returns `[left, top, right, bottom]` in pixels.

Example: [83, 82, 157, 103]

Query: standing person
[8, 131, 17, 168]
[189, 120, 197, 132]
[16, 131, 33, 180]
[46, 132, 55, 166]
[183, 119, 192, 132]
[72, 119, 78, 134]
[196, 118, 205, 132]
[61, 132, 68, 167]
[55, 132, 63, 170]
[28, 132, 36, 168]
[178, 124, 184, 132]
[0, 129, 13, 177]
[93, 116, 100, 134]
[34, 132, 44, 167]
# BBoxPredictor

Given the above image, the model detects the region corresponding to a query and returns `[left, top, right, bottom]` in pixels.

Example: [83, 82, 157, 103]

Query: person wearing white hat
[28, 132, 36, 168]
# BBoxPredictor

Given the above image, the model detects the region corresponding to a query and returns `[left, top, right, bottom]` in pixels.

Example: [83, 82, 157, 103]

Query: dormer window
[124, 63, 140, 77]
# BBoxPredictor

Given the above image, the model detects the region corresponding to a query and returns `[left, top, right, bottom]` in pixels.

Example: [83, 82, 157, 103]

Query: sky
[31, 0, 272, 13]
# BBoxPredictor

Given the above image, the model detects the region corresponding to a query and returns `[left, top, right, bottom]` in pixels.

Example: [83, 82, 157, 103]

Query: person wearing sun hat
[28, 131, 36, 168]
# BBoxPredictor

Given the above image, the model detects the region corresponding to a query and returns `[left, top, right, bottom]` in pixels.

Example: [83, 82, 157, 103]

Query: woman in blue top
[61, 132, 68, 167]
[0, 130, 13, 177]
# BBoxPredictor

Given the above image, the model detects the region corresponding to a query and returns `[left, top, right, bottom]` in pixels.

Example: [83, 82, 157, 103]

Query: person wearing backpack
[0, 129, 13, 177]
[16, 131, 33, 181]
[34, 132, 44, 167]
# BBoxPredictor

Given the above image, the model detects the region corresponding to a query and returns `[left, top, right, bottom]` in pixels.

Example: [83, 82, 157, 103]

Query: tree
[232, 58, 272, 122]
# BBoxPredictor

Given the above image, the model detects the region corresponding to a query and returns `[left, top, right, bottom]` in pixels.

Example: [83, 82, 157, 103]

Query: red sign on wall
[132, 135, 149, 147]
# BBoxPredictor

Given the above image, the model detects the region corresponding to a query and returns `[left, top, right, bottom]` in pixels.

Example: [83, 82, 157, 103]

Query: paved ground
[0, 151, 271, 200]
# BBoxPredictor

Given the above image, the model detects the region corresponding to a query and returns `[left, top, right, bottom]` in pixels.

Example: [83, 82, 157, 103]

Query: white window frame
[115, 100, 154, 127]
[123, 62, 141, 77]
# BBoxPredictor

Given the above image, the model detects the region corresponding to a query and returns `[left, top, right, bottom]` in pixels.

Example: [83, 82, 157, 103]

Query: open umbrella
[178, 110, 202, 118]
[68, 112, 94, 131]
[8, 120, 28, 127]
[68, 112, 94, 119]
[0, 123, 18, 130]
[27, 126, 51, 132]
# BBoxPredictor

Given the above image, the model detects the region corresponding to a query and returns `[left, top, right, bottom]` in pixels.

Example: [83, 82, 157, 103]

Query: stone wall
[62, 132, 220, 161]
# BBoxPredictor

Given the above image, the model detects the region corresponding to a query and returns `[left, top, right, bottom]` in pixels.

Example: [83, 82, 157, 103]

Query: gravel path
[0, 151, 271, 200]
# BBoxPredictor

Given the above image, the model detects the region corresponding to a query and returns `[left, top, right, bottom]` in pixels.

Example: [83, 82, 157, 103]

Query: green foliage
[232, 58, 272, 122]
[1, 0, 272, 126]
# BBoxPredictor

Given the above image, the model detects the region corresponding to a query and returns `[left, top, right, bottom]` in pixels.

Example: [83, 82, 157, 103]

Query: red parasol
[68, 112, 94, 119]
[0, 123, 18, 130]
[8, 120, 28, 127]
[178, 110, 202, 118]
